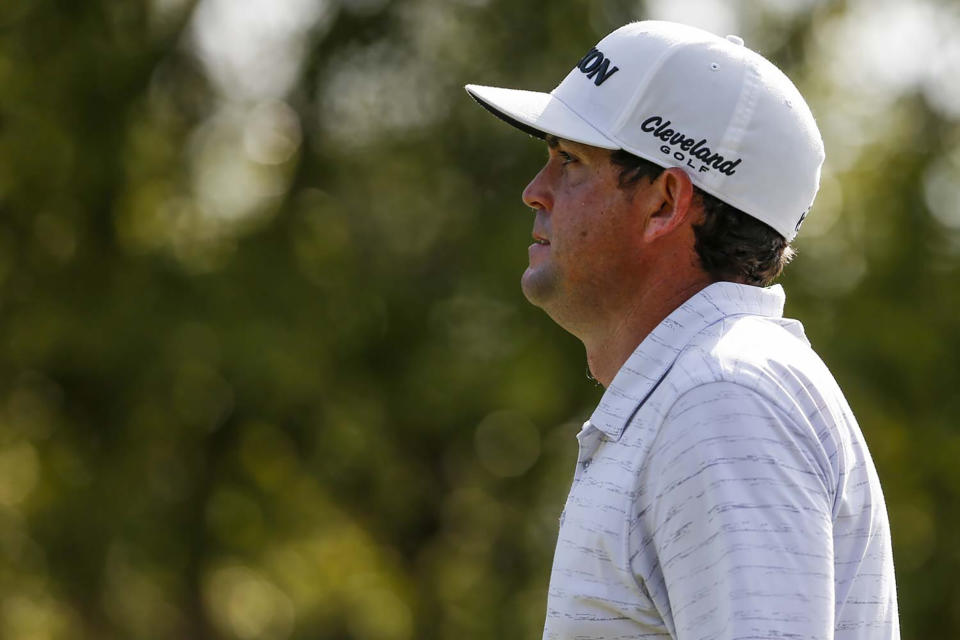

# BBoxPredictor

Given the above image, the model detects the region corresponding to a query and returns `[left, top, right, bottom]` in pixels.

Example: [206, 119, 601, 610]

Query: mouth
[529, 234, 550, 261]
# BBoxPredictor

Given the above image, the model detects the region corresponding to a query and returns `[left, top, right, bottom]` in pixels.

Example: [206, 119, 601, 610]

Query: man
[465, 21, 899, 640]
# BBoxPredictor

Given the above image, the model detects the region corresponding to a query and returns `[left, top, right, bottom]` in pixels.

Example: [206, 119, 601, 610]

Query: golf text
[641, 116, 742, 175]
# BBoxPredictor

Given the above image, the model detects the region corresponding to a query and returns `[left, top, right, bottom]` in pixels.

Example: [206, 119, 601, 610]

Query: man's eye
[559, 151, 576, 165]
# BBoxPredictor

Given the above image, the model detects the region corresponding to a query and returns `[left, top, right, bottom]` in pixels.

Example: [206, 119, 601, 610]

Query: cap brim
[464, 84, 619, 150]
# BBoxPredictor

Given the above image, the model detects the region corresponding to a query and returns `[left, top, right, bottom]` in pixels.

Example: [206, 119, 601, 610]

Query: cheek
[561, 211, 622, 274]
[554, 177, 632, 257]
[579, 204, 638, 269]
[579, 202, 624, 244]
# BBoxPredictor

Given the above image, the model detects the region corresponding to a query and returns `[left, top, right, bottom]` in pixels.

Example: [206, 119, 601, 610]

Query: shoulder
[641, 314, 851, 495]
[668, 312, 843, 418]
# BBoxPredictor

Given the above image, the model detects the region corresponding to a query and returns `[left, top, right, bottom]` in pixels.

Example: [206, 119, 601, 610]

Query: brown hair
[609, 149, 794, 286]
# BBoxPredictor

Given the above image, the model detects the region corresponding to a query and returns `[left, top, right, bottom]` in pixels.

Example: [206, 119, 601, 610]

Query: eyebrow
[545, 134, 560, 149]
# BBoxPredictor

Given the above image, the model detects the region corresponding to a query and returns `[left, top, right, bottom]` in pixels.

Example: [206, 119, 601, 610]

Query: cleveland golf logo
[576, 47, 619, 86]
[641, 116, 742, 176]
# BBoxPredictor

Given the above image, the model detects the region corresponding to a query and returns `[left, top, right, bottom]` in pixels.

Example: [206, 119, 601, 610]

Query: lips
[528, 232, 550, 263]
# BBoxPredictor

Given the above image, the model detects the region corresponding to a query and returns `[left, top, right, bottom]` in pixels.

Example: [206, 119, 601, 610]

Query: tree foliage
[0, 0, 957, 638]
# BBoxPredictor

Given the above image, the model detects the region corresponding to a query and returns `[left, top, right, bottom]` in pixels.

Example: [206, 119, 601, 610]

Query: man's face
[520, 137, 655, 326]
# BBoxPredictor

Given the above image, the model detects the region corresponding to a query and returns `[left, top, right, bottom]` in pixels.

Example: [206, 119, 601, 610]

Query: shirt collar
[587, 282, 786, 440]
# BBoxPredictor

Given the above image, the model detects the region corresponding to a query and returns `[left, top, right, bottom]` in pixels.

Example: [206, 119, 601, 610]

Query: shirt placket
[559, 421, 605, 527]
[574, 420, 604, 477]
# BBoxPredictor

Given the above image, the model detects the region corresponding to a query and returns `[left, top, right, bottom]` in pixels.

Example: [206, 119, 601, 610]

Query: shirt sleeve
[636, 381, 836, 640]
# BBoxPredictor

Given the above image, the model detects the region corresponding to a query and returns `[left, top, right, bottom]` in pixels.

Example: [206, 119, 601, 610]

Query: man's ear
[642, 167, 697, 242]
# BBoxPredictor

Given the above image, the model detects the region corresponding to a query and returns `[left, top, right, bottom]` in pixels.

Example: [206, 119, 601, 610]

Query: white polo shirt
[543, 282, 899, 640]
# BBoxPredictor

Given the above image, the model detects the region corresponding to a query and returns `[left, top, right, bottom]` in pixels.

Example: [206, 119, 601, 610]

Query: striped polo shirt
[543, 282, 899, 640]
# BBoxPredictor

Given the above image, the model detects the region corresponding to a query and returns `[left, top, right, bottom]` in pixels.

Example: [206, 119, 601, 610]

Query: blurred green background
[0, 0, 957, 637]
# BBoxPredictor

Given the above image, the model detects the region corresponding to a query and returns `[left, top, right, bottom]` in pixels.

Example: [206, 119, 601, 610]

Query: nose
[522, 163, 552, 212]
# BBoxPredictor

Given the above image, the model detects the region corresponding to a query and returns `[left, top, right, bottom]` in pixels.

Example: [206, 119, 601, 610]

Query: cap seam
[704, 49, 759, 193]
[610, 40, 685, 137]
[547, 90, 621, 148]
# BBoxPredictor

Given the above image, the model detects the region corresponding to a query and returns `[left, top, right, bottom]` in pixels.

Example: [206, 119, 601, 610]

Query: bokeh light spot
[243, 101, 302, 166]
[205, 564, 296, 640]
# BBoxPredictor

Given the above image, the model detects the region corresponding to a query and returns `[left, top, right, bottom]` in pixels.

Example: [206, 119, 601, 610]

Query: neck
[582, 277, 713, 387]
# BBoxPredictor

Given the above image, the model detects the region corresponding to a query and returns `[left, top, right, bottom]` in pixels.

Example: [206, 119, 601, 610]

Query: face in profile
[520, 137, 653, 328]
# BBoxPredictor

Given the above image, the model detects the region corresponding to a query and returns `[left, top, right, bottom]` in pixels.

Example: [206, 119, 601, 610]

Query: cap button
[726, 34, 744, 46]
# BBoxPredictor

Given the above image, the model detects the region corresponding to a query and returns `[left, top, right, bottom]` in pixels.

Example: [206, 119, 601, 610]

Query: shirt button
[582, 460, 591, 469]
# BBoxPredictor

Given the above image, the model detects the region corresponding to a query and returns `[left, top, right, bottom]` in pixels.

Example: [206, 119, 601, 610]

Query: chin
[520, 267, 558, 308]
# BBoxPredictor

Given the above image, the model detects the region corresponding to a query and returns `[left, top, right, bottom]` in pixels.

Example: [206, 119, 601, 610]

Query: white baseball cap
[465, 21, 824, 241]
